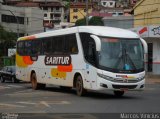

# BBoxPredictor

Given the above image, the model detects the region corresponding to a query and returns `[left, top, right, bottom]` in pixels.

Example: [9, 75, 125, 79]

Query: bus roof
[18, 26, 139, 41]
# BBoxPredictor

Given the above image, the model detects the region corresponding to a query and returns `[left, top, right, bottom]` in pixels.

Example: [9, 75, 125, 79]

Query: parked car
[0, 66, 19, 83]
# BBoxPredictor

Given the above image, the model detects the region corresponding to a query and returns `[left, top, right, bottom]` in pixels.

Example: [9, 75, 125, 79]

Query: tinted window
[80, 33, 96, 65]
[65, 34, 78, 54]
[24, 41, 32, 55]
[53, 36, 64, 54]
[17, 41, 25, 55]
[32, 40, 42, 55]
[43, 38, 52, 55]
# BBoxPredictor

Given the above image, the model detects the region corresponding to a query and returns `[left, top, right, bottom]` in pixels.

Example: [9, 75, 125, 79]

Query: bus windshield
[98, 37, 144, 73]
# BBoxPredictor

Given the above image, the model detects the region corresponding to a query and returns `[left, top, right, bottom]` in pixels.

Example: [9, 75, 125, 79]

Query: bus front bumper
[96, 76, 145, 91]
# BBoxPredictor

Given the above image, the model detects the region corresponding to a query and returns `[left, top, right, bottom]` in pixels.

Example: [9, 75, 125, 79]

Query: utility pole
[9, 10, 19, 38]
[86, 0, 89, 25]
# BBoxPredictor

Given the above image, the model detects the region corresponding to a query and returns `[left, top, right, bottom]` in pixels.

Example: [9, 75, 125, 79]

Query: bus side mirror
[90, 35, 101, 51]
[140, 38, 148, 54]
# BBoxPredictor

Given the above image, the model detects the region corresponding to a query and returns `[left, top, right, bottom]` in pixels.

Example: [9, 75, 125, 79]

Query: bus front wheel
[114, 91, 124, 97]
[76, 75, 86, 96]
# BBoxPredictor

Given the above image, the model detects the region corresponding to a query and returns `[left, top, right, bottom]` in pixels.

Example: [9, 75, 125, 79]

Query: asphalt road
[0, 81, 160, 119]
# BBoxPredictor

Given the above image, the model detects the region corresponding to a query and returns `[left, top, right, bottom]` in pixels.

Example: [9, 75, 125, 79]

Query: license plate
[120, 88, 128, 91]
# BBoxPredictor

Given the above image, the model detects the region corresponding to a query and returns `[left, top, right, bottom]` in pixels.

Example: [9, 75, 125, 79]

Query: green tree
[75, 16, 104, 26]
[0, 24, 17, 56]
[89, 16, 104, 26]
[75, 18, 86, 26]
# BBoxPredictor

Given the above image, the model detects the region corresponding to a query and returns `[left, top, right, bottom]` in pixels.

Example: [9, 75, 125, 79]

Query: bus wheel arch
[30, 71, 39, 90]
[73, 73, 86, 96]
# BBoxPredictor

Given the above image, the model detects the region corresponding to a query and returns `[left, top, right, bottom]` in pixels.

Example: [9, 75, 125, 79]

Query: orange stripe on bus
[23, 56, 34, 65]
[58, 64, 73, 72]
[20, 36, 36, 40]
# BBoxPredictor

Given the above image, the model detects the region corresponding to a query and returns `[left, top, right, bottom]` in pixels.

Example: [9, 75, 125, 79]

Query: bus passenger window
[24, 41, 32, 55]
[17, 41, 24, 55]
[64, 34, 78, 54]
[43, 38, 52, 55]
[32, 40, 41, 55]
[69, 35, 78, 54]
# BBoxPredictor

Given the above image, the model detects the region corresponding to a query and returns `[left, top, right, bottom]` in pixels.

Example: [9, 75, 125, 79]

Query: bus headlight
[137, 76, 145, 81]
[97, 73, 114, 81]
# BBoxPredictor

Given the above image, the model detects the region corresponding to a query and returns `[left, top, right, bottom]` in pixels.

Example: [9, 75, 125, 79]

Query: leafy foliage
[75, 16, 104, 26]
[89, 16, 104, 26]
[75, 18, 86, 26]
[0, 24, 17, 56]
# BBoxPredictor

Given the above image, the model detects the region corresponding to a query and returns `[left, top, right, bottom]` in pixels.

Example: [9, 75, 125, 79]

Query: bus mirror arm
[140, 38, 148, 54]
[90, 35, 101, 51]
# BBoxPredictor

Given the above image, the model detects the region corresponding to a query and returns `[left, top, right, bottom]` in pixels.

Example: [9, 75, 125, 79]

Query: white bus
[16, 26, 147, 96]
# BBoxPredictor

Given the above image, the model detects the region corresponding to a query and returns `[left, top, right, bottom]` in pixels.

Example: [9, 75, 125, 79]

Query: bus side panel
[82, 64, 97, 90]
[16, 67, 29, 82]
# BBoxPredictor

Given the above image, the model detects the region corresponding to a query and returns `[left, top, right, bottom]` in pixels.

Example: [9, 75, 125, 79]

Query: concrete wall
[103, 16, 134, 29]
[25, 8, 44, 35]
[145, 38, 160, 75]
[0, 5, 44, 36]
[134, 0, 160, 27]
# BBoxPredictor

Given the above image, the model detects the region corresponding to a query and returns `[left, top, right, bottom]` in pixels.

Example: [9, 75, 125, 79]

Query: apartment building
[2, 0, 65, 29]
[70, 2, 92, 23]
[39, 1, 65, 28]
[131, 0, 160, 74]
[0, 4, 44, 36]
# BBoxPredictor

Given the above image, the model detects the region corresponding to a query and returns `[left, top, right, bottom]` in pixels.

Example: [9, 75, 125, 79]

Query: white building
[0, 4, 44, 36]
[101, 0, 116, 8]
[131, 25, 160, 75]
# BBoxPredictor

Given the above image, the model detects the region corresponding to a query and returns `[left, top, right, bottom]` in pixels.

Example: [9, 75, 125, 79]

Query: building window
[118, 13, 123, 16]
[54, 14, 61, 17]
[73, 16, 78, 19]
[110, 2, 113, 6]
[73, 8, 78, 12]
[51, 7, 53, 12]
[103, 2, 106, 5]
[44, 13, 47, 17]
[56, 7, 59, 11]
[1, 14, 24, 24]
[43, 7, 48, 11]
[50, 13, 54, 19]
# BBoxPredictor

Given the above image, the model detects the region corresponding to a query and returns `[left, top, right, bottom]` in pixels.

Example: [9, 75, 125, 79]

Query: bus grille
[112, 85, 137, 89]
[112, 79, 139, 83]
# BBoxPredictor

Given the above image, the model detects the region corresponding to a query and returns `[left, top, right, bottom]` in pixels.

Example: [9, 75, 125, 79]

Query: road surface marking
[17, 102, 36, 105]
[0, 103, 25, 108]
[40, 101, 51, 108]
[0, 86, 11, 89]
[7, 85, 23, 88]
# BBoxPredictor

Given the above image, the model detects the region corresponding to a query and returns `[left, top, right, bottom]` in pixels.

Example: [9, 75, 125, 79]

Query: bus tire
[31, 73, 40, 90]
[39, 84, 46, 89]
[60, 86, 71, 91]
[114, 91, 124, 97]
[76, 75, 86, 96]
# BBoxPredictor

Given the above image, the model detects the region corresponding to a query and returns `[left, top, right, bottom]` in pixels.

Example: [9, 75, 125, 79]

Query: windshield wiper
[114, 48, 137, 70]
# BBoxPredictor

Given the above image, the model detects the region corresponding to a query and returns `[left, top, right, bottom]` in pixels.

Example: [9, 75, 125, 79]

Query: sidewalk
[145, 73, 160, 84]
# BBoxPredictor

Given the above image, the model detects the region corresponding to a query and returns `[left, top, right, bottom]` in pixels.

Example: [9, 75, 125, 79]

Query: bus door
[83, 42, 97, 89]
[84, 64, 97, 89]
